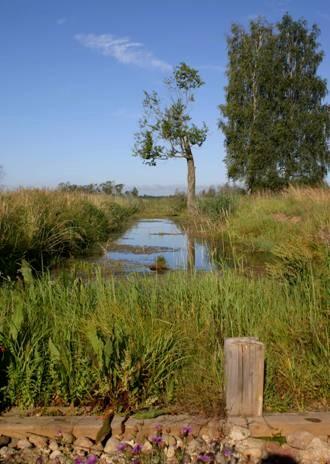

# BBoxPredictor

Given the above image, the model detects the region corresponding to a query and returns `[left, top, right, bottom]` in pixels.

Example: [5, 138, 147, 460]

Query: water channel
[96, 218, 214, 273]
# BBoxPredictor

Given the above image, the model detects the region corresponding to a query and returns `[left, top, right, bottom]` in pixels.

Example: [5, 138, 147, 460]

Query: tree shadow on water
[260, 455, 298, 464]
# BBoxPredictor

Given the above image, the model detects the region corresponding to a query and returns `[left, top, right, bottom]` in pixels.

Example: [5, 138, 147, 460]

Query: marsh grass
[194, 187, 330, 279]
[0, 189, 139, 279]
[0, 267, 328, 414]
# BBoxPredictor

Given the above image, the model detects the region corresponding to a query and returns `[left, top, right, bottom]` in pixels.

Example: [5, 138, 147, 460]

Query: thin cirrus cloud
[74, 33, 171, 72]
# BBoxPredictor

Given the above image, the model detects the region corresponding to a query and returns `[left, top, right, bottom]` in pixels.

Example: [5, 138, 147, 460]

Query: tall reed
[0, 189, 138, 278]
[0, 268, 328, 413]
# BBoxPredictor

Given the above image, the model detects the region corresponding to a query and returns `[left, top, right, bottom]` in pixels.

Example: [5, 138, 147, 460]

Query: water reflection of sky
[104, 219, 213, 272]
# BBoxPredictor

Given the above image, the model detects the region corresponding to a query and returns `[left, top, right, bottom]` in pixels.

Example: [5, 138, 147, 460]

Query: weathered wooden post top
[224, 337, 265, 417]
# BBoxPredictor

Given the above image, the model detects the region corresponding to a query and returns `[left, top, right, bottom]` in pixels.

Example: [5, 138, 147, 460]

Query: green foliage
[0, 267, 328, 413]
[0, 189, 138, 279]
[197, 192, 239, 220]
[207, 187, 330, 281]
[220, 14, 330, 191]
[134, 63, 207, 210]
[134, 64, 207, 166]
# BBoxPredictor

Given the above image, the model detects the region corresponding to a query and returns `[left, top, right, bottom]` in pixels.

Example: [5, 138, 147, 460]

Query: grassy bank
[0, 268, 328, 414]
[0, 189, 139, 279]
[195, 187, 330, 279]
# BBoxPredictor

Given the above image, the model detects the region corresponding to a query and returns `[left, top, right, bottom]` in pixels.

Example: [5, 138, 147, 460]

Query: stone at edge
[228, 425, 250, 441]
[16, 439, 33, 449]
[50, 450, 63, 460]
[28, 435, 48, 449]
[72, 417, 105, 441]
[73, 436, 94, 453]
[104, 436, 120, 454]
[287, 431, 315, 450]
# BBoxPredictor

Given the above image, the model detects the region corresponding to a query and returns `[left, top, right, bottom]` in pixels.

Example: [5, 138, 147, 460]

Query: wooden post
[224, 337, 265, 417]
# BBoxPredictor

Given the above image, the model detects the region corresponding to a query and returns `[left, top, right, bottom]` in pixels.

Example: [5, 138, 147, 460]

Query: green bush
[197, 193, 239, 220]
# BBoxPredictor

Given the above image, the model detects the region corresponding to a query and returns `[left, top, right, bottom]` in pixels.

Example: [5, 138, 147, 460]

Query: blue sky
[1, 0, 329, 194]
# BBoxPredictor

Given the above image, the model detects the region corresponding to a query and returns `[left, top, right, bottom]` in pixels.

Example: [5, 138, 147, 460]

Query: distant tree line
[58, 181, 139, 197]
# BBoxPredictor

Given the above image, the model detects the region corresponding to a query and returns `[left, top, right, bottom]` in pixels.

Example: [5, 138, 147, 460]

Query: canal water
[97, 218, 213, 273]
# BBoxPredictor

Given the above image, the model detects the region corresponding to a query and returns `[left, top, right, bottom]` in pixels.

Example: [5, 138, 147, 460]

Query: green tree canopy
[220, 14, 330, 191]
[133, 63, 207, 211]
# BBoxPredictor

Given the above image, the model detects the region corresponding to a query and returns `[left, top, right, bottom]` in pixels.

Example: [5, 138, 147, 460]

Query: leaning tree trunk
[186, 155, 196, 212]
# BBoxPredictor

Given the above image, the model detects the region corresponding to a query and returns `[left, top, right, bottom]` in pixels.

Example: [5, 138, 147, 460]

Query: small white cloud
[56, 17, 67, 25]
[75, 33, 171, 72]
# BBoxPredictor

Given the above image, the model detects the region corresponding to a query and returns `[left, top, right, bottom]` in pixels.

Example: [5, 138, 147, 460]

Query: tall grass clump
[0, 268, 328, 413]
[0, 189, 138, 279]
[197, 191, 240, 220]
[197, 187, 330, 280]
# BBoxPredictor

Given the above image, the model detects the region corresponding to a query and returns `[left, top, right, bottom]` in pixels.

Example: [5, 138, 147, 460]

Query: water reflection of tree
[187, 233, 196, 271]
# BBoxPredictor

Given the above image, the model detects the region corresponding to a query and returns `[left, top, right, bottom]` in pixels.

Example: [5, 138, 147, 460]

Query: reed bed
[0, 268, 328, 414]
[0, 189, 139, 278]
[194, 187, 330, 280]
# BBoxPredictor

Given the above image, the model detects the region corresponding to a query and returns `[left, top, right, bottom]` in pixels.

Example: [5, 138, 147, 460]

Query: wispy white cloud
[56, 17, 67, 25]
[75, 33, 171, 72]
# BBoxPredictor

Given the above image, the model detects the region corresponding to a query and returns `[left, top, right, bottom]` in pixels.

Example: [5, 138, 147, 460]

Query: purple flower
[155, 423, 162, 431]
[132, 444, 142, 454]
[56, 430, 63, 438]
[181, 426, 192, 436]
[223, 448, 232, 458]
[74, 458, 85, 464]
[197, 454, 211, 463]
[117, 442, 127, 452]
[151, 436, 163, 446]
[86, 455, 98, 464]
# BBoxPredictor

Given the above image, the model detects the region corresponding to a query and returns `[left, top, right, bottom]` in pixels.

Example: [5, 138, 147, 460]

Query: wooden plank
[224, 337, 265, 417]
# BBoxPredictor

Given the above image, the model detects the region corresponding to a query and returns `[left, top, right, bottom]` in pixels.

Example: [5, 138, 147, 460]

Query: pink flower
[181, 426, 192, 437]
[86, 455, 98, 464]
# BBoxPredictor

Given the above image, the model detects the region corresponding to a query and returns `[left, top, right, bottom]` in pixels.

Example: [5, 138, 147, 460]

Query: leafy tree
[114, 183, 124, 196]
[133, 63, 208, 211]
[100, 180, 114, 195]
[131, 186, 139, 197]
[220, 14, 330, 191]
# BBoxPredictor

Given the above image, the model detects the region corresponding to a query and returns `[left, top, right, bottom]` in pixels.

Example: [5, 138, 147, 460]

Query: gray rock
[16, 438, 33, 449]
[49, 440, 59, 451]
[104, 436, 120, 454]
[142, 440, 153, 454]
[228, 425, 250, 441]
[29, 435, 48, 449]
[74, 436, 94, 453]
[50, 449, 63, 460]
[165, 445, 176, 459]
[287, 431, 314, 450]
[215, 451, 226, 464]
[0, 447, 9, 457]
[187, 438, 204, 455]
[61, 432, 74, 444]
